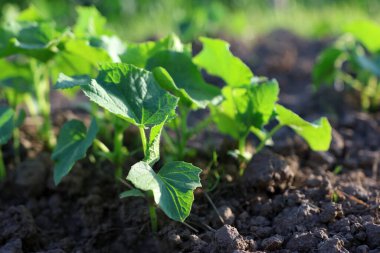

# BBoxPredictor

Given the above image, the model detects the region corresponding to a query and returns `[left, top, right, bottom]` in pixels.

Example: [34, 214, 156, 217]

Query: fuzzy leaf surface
[56, 63, 179, 127]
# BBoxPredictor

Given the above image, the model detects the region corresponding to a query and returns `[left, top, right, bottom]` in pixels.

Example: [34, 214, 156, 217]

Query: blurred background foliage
[1, 0, 380, 42]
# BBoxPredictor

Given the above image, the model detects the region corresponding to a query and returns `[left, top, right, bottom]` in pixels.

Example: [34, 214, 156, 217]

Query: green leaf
[312, 48, 344, 87]
[211, 80, 279, 140]
[275, 104, 332, 151]
[55, 74, 92, 89]
[91, 35, 125, 62]
[144, 121, 165, 166]
[345, 20, 380, 53]
[0, 59, 33, 93]
[52, 119, 98, 185]
[119, 189, 145, 198]
[0, 106, 15, 145]
[127, 161, 202, 222]
[193, 37, 253, 87]
[0, 21, 61, 62]
[52, 39, 111, 83]
[355, 55, 380, 77]
[147, 51, 221, 108]
[74, 6, 110, 38]
[73, 63, 178, 127]
[121, 34, 191, 68]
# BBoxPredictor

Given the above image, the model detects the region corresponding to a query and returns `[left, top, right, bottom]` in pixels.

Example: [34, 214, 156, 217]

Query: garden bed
[1, 30, 379, 253]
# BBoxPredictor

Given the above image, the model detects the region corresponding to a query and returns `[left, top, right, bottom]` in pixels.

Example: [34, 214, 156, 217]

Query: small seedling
[121, 34, 221, 160]
[193, 37, 332, 173]
[0, 6, 115, 148]
[313, 20, 380, 111]
[55, 63, 202, 231]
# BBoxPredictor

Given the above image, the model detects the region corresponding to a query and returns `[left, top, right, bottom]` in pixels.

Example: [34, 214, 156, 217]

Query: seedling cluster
[313, 20, 380, 111]
[0, 6, 332, 231]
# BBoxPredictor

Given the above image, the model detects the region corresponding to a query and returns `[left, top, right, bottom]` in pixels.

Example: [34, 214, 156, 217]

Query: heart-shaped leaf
[127, 161, 202, 222]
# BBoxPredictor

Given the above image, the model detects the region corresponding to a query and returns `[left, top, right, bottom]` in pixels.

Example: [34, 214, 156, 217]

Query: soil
[1, 30, 380, 253]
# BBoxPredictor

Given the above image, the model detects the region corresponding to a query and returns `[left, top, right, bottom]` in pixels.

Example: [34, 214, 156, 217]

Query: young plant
[313, 20, 380, 111]
[0, 6, 113, 148]
[121, 34, 221, 160]
[193, 37, 332, 172]
[54, 63, 202, 231]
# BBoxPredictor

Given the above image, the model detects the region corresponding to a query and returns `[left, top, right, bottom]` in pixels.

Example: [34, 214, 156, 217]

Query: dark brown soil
[1, 30, 380, 253]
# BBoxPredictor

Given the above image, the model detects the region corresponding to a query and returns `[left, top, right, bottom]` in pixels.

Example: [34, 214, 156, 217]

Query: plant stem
[147, 191, 158, 233]
[177, 107, 189, 160]
[0, 147, 5, 180]
[238, 137, 246, 156]
[256, 124, 283, 154]
[113, 123, 125, 178]
[93, 139, 110, 153]
[13, 127, 21, 164]
[139, 126, 147, 157]
[31, 60, 55, 148]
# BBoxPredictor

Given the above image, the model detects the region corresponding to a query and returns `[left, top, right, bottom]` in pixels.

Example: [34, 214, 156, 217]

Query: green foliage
[127, 161, 201, 222]
[56, 63, 179, 127]
[193, 37, 332, 155]
[52, 119, 98, 185]
[313, 20, 380, 111]
[210, 80, 279, 140]
[193, 37, 253, 87]
[121, 34, 191, 68]
[55, 62, 202, 224]
[147, 51, 220, 108]
[0, 106, 15, 145]
[275, 104, 332, 151]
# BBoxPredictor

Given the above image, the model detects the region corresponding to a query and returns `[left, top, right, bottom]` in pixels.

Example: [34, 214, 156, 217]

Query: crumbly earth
[1, 30, 379, 253]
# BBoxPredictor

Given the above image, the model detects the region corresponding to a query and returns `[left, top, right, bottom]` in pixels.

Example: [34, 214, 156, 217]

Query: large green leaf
[0, 59, 33, 93]
[121, 34, 191, 68]
[275, 104, 332, 151]
[52, 39, 111, 82]
[0, 21, 62, 62]
[0, 106, 15, 145]
[193, 37, 253, 87]
[345, 20, 380, 53]
[147, 51, 220, 108]
[52, 119, 98, 185]
[55, 63, 179, 127]
[211, 80, 279, 140]
[127, 161, 202, 222]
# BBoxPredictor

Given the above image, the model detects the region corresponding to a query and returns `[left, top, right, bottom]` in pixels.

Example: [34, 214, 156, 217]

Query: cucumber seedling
[193, 37, 332, 173]
[121, 34, 221, 160]
[55, 63, 202, 231]
[0, 6, 114, 148]
[313, 20, 380, 111]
